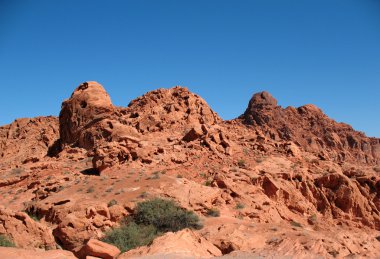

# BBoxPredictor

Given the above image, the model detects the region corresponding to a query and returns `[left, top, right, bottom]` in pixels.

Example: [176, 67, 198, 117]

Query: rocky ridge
[0, 81, 379, 258]
[240, 91, 380, 164]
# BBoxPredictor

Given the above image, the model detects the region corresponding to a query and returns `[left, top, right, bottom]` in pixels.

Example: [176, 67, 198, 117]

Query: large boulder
[78, 239, 120, 259]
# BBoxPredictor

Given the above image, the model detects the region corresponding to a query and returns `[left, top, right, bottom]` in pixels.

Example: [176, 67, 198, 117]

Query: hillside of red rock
[0, 81, 379, 258]
[240, 91, 380, 164]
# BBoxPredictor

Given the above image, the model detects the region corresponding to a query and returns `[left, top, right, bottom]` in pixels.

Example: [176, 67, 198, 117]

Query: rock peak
[59, 81, 114, 147]
[240, 91, 278, 126]
[69, 81, 113, 108]
[249, 91, 278, 108]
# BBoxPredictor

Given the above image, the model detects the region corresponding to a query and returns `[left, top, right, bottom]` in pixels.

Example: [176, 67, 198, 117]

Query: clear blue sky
[0, 0, 379, 137]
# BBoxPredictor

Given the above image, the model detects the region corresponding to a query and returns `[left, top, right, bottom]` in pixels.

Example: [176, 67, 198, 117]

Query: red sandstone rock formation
[0, 81, 380, 258]
[240, 91, 380, 164]
[58, 82, 225, 172]
[0, 117, 59, 168]
[0, 206, 56, 249]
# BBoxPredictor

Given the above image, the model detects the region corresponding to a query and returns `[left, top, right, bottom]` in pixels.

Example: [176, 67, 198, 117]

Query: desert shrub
[204, 180, 212, 186]
[102, 198, 202, 252]
[24, 202, 40, 221]
[255, 157, 264, 163]
[147, 171, 160, 180]
[235, 203, 245, 210]
[102, 222, 156, 252]
[26, 211, 40, 222]
[237, 159, 246, 168]
[107, 199, 118, 207]
[290, 220, 302, 228]
[134, 198, 203, 232]
[308, 214, 317, 224]
[0, 235, 15, 247]
[206, 208, 220, 217]
[230, 167, 239, 172]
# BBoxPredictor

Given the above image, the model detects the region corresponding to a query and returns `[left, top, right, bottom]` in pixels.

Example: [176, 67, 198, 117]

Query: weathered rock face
[58, 82, 223, 171]
[1, 82, 380, 258]
[240, 91, 380, 165]
[0, 207, 56, 249]
[0, 116, 59, 168]
[124, 86, 221, 132]
[47, 201, 128, 253]
[59, 81, 114, 149]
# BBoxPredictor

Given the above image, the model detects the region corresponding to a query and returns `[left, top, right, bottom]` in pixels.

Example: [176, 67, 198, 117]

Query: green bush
[134, 198, 203, 232]
[102, 198, 202, 252]
[235, 203, 245, 210]
[102, 222, 156, 252]
[0, 235, 15, 247]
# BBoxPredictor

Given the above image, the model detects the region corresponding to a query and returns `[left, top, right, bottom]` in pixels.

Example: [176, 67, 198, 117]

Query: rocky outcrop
[0, 117, 59, 168]
[59, 81, 114, 149]
[58, 82, 224, 171]
[1, 81, 380, 258]
[240, 91, 380, 165]
[250, 171, 380, 229]
[0, 207, 56, 249]
[50, 202, 127, 253]
[124, 86, 221, 132]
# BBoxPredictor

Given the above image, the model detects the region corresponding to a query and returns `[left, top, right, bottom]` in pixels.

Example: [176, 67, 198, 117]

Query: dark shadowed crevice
[47, 139, 62, 157]
[80, 168, 100, 176]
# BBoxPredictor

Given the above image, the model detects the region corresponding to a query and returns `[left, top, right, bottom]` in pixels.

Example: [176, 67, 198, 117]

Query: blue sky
[0, 0, 379, 137]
